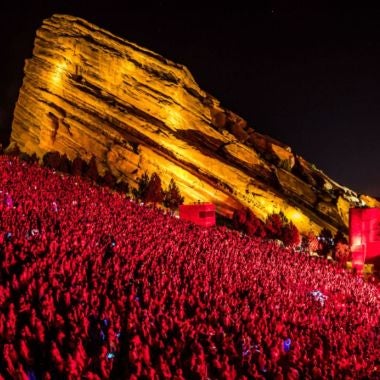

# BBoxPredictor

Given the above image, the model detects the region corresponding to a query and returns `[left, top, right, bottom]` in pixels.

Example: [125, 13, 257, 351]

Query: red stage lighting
[349, 208, 380, 272]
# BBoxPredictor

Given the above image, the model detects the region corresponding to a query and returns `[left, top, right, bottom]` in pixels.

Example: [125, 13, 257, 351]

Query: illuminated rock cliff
[10, 14, 379, 234]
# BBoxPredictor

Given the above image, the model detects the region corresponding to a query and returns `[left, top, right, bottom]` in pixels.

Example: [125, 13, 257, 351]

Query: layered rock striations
[10, 14, 379, 234]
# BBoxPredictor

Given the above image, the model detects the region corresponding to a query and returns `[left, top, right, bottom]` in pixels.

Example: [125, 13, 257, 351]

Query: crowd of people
[0, 155, 379, 379]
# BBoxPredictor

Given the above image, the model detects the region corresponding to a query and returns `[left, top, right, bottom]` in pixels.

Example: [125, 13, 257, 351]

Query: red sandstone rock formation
[9, 14, 379, 233]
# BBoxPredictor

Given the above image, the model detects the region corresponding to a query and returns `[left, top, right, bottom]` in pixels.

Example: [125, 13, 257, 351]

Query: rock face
[10, 14, 379, 234]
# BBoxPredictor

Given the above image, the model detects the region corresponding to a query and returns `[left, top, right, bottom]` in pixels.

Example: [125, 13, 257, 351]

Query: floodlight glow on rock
[52, 61, 68, 85]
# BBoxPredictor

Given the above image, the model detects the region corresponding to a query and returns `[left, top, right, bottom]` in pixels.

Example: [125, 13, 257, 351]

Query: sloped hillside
[0, 156, 379, 378]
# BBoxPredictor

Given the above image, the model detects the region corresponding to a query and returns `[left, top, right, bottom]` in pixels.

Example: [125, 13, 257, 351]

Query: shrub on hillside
[59, 153, 71, 173]
[163, 178, 184, 212]
[132, 171, 150, 201]
[265, 212, 286, 240]
[282, 221, 300, 247]
[19, 152, 38, 164]
[266, 212, 300, 247]
[85, 156, 99, 182]
[335, 241, 350, 264]
[71, 156, 88, 177]
[302, 231, 319, 252]
[42, 151, 62, 169]
[145, 172, 164, 206]
[115, 180, 129, 194]
[232, 208, 265, 238]
[101, 170, 117, 188]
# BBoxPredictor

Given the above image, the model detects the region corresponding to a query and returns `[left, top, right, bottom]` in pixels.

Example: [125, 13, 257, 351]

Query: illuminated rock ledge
[10, 14, 379, 234]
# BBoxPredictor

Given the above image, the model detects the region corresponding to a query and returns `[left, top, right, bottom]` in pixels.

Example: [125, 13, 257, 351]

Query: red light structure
[349, 208, 380, 273]
[179, 202, 216, 227]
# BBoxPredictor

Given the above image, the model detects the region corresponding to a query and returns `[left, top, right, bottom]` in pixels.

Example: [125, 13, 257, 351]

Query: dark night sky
[1, 1, 379, 197]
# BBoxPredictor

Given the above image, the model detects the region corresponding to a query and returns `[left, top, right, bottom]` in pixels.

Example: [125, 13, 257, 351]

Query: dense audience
[0, 155, 379, 379]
